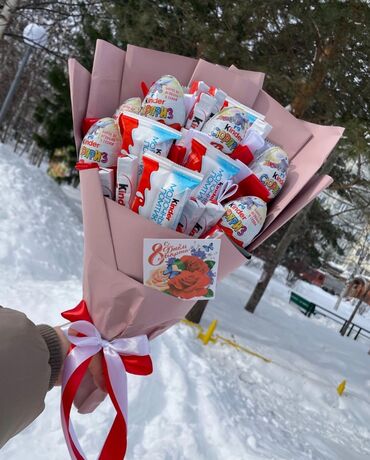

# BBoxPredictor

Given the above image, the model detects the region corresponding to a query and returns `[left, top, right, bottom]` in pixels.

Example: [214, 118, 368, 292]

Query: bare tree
[0, 0, 19, 40]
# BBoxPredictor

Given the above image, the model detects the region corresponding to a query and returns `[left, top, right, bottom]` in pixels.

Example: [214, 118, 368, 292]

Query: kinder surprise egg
[79, 117, 121, 167]
[113, 97, 142, 121]
[250, 146, 289, 199]
[218, 196, 267, 248]
[201, 106, 252, 154]
[141, 75, 186, 128]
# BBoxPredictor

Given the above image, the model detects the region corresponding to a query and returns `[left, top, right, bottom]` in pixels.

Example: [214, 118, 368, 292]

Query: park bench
[289, 291, 370, 342]
[289, 292, 316, 317]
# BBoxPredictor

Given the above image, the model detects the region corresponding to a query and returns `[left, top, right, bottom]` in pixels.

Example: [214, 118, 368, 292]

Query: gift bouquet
[62, 40, 344, 459]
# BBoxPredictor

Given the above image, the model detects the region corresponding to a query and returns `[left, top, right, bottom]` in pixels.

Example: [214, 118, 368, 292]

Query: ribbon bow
[61, 301, 152, 460]
[216, 179, 239, 202]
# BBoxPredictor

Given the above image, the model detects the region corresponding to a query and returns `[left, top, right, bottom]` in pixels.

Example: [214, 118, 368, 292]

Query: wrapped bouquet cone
[63, 40, 344, 459]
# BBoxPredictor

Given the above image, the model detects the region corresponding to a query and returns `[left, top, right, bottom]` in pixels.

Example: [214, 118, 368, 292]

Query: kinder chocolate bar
[249, 146, 289, 199]
[131, 152, 171, 217]
[189, 200, 225, 238]
[132, 152, 203, 230]
[218, 196, 267, 248]
[231, 161, 270, 203]
[208, 86, 227, 118]
[230, 129, 266, 165]
[188, 80, 210, 95]
[99, 167, 115, 199]
[116, 153, 139, 207]
[79, 117, 121, 167]
[184, 81, 210, 118]
[250, 118, 272, 139]
[184, 93, 196, 119]
[119, 111, 182, 173]
[201, 107, 253, 154]
[113, 97, 142, 121]
[177, 129, 214, 167]
[233, 160, 252, 184]
[192, 140, 240, 203]
[184, 138, 207, 172]
[231, 118, 273, 165]
[185, 92, 216, 131]
[141, 75, 186, 129]
[177, 198, 205, 234]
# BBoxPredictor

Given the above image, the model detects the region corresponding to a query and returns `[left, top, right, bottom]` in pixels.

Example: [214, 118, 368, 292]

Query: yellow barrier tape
[181, 319, 271, 363]
[215, 335, 272, 363]
[180, 318, 350, 398]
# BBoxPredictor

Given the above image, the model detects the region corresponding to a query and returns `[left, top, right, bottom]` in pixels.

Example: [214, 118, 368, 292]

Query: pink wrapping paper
[248, 174, 333, 251]
[68, 41, 343, 412]
[189, 58, 263, 108]
[229, 64, 265, 89]
[68, 59, 90, 150]
[120, 44, 198, 103]
[80, 168, 245, 341]
[252, 90, 313, 158]
[86, 40, 126, 118]
[262, 122, 345, 229]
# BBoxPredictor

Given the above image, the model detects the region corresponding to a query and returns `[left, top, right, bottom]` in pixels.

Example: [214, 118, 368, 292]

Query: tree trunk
[333, 284, 349, 311]
[36, 151, 45, 167]
[0, 0, 19, 40]
[340, 286, 369, 336]
[245, 146, 338, 314]
[340, 298, 363, 336]
[291, 40, 337, 118]
[245, 208, 308, 313]
[186, 300, 209, 324]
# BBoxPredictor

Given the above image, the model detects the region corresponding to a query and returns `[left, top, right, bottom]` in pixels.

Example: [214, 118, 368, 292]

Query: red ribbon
[61, 301, 153, 459]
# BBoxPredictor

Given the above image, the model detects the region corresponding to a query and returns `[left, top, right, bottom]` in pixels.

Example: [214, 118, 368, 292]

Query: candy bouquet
[62, 40, 344, 459]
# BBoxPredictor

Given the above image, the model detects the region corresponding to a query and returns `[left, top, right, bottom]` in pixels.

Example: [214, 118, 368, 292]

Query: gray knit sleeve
[37, 324, 63, 390]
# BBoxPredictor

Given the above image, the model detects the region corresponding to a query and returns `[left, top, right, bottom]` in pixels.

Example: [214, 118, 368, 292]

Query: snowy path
[1, 147, 370, 459]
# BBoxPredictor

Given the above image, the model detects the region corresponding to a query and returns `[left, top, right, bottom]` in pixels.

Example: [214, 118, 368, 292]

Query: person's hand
[53, 325, 107, 392]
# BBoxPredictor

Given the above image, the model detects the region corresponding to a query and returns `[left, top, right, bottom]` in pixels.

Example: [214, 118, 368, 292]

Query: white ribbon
[216, 180, 239, 202]
[61, 321, 150, 460]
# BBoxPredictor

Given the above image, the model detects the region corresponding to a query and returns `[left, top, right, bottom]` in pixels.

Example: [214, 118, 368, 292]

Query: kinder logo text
[166, 198, 180, 221]
[223, 208, 247, 235]
[143, 136, 163, 156]
[259, 173, 283, 195]
[80, 145, 108, 164]
[142, 105, 174, 120]
[151, 183, 176, 224]
[210, 126, 239, 151]
[117, 183, 129, 205]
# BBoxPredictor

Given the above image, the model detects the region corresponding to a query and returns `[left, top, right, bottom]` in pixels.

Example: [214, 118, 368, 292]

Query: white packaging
[99, 167, 115, 199]
[116, 154, 139, 207]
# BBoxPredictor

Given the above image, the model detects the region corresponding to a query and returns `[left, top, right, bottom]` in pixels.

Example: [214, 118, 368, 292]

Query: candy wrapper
[66, 41, 344, 460]
[79, 117, 121, 167]
[99, 167, 115, 199]
[141, 75, 186, 129]
[116, 153, 138, 207]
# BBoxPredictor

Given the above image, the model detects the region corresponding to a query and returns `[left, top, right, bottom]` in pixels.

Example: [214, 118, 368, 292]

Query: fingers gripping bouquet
[65, 40, 344, 459]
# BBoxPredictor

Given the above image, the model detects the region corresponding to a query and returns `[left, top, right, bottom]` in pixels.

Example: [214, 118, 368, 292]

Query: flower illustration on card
[146, 266, 170, 291]
[144, 239, 220, 300]
[164, 255, 215, 299]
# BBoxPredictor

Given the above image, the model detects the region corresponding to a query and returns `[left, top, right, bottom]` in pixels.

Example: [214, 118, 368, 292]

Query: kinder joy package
[65, 40, 344, 459]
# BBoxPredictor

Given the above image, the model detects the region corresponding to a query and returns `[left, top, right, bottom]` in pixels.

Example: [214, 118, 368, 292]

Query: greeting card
[143, 239, 221, 300]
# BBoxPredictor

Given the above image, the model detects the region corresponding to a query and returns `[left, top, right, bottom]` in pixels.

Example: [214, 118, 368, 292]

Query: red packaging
[231, 174, 271, 203]
[183, 138, 207, 172]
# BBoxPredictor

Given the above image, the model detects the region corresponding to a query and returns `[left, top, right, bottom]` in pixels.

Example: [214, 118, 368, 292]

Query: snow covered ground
[1, 145, 370, 460]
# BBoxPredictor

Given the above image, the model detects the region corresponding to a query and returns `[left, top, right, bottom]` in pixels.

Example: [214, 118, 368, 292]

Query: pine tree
[33, 7, 116, 182]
